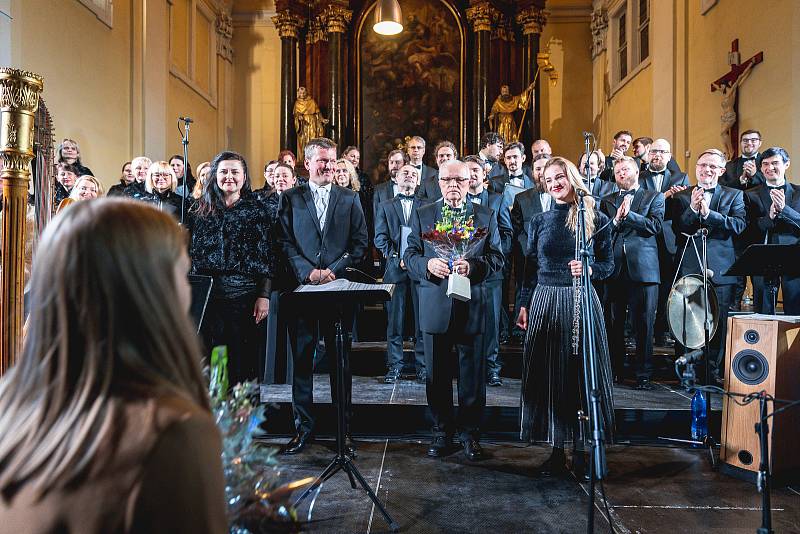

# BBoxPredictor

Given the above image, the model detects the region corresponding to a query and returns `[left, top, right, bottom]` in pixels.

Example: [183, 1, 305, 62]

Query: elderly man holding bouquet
[404, 160, 504, 461]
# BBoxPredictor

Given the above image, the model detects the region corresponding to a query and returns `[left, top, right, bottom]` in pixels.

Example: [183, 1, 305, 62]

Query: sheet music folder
[292, 278, 394, 303]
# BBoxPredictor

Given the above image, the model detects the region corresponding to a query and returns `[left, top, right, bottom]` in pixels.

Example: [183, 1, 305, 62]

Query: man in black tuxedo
[465, 155, 504, 386]
[374, 164, 425, 383]
[489, 141, 534, 193]
[477, 132, 505, 179]
[417, 141, 457, 200]
[406, 135, 438, 183]
[579, 150, 618, 198]
[277, 137, 369, 454]
[640, 138, 689, 344]
[522, 138, 553, 177]
[671, 149, 746, 383]
[600, 157, 665, 389]
[373, 149, 411, 214]
[722, 129, 765, 190]
[744, 147, 800, 314]
[598, 130, 632, 182]
[404, 160, 504, 461]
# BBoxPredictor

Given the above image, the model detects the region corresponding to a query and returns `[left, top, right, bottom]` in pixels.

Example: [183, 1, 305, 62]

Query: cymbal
[667, 274, 720, 349]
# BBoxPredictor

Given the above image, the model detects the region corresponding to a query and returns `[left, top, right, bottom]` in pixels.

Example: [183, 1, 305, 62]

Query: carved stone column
[322, 4, 352, 146]
[273, 11, 304, 152]
[516, 6, 547, 143]
[590, 8, 608, 60]
[466, 2, 495, 152]
[0, 68, 43, 373]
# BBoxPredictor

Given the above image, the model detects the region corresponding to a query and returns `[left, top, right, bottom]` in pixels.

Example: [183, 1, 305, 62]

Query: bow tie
[702, 187, 716, 195]
[767, 184, 785, 191]
[397, 193, 415, 201]
[509, 174, 523, 179]
[413, 164, 422, 169]
[467, 193, 482, 201]
[742, 156, 757, 161]
[619, 189, 636, 197]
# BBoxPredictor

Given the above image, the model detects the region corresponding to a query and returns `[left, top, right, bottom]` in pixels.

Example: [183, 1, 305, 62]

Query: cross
[710, 39, 763, 159]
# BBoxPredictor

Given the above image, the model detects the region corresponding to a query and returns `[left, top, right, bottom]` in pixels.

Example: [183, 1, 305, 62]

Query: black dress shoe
[536, 448, 568, 477]
[282, 432, 313, 455]
[345, 434, 357, 457]
[461, 438, 484, 461]
[487, 372, 503, 387]
[635, 378, 654, 390]
[416, 368, 427, 383]
[384, 366, 402, 384]
[427, 435, 451, 458]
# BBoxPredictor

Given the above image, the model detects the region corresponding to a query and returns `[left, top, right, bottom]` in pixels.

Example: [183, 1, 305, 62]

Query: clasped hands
[427, 258, 470, 279]
[769, 188, 785, 219]
[614, 195, 632, 224]
[308, 268, 336, 284]
[690, 187, 711, 218]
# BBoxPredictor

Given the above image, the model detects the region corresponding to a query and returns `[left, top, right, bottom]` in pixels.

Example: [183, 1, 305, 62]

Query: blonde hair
[544, 157, 597, 239]
[145, 161, 177, 193]
[0, 199, 208, 498]
[335, 158, 360, 192]
[192, 161, 211, 200]
[68, 175, 105, 200]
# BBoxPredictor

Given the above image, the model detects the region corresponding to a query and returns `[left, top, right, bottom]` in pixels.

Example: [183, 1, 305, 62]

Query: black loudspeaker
[720, 317, 800, 479]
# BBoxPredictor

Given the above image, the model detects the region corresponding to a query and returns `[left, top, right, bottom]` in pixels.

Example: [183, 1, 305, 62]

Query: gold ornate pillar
[466, 2, 496, 152]
[0, 68, 43, 373]
[321, 3, 352, 146]
[273, 10, 304, 152]
[516, 6, 547, 143]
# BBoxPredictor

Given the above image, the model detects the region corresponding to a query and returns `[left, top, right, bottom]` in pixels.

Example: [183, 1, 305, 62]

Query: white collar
[309, 181, 331, 194]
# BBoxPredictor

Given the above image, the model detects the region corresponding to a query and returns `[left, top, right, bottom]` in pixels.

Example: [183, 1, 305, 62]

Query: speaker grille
[732, 350, 769, 385]
[744, 329, 760, 344]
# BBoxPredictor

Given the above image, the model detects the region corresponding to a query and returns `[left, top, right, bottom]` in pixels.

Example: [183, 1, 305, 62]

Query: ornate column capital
[515, 6, 548, 36]
[590, 8, 609, 59]
[321, 4, 352, 34]
[216, 10, 234, 62]
[272, 10, 305, 40]
[466, 2, 498, 33]
[491, 14, 515, 42]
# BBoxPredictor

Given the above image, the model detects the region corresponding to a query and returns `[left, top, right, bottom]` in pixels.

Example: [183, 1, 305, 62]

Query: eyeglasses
[696, 163, 722, 171]
[439, 177, 469, 184]
[152, 172, 171, 178]
[742, 138, 761, 144]
[649, 149, 669, 155]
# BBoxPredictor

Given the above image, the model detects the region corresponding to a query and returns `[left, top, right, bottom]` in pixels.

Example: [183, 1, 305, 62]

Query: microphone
[345, 267, 379, 284]
[179, 116, 194, 123]
[582, 131, 594, 139]
[676, 349, 704, 365]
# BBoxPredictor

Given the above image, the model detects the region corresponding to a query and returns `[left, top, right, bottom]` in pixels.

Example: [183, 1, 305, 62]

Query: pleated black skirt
[520, 284, 615, 447]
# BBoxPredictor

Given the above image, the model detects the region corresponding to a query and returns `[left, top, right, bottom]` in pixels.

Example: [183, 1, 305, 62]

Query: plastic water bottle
[690, 390, 708, 444]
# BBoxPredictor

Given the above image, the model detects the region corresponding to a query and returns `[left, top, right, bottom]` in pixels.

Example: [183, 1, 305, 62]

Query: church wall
[231, 12, 281, 189]
[7, 0, 133, 188]
[604, 63, 653, 151]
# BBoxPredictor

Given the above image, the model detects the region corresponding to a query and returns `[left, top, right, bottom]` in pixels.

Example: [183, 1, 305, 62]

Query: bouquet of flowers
[208, 346, 311, 533]
[420, 204, 488, 301]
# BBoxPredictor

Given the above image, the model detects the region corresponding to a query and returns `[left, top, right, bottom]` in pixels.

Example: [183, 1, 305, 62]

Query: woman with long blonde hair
[0, 199, 226, 533]
[516, 156, 615, 479]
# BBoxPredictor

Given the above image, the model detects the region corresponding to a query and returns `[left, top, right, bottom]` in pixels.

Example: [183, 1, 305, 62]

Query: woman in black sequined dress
[189, 151, 274, 385]
[516, 157, 615, 478]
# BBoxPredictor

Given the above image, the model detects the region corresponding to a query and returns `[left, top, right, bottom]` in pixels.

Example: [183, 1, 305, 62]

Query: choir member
[56, 137, 93, 177]
[722, 129, 765, 190]
[68, 175, 104, 201]
[417, 141, 458, 200]
[477, 132, 506, 179]
[404, 160, 504, 461]
[107, 161, 133, 197]
[405, 135, 438, 183]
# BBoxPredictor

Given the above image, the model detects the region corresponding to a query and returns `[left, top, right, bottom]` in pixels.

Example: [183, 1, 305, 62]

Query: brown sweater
[0, 395, 227, 534]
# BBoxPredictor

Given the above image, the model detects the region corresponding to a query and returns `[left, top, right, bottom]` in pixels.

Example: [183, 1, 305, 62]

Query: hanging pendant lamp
[373, 0, 403, 35]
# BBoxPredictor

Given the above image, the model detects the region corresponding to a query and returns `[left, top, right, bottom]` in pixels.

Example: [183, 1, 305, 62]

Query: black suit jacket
[277, 184, 369, 286]
[468, 189, 504, 282]
[373, 180, 395, 217]
[488, 168, 534, 194]
[600, 189, 664, 283]
[403, 201, 504, 334]
[640, 168, 689, 255]
[722, 156, 765, 190]
[671, 185, 746, 286]
[511, 188, 547, 253]
[416, 175, 442, 201]
[374, 195, 421, 284]
[744, 183, 800, 245]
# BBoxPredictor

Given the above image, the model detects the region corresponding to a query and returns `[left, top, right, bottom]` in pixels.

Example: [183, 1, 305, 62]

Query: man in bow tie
[417, 141, 458, 201]
[404, 160, 504, 461]
[671, 148, 746, 384]
[375, 164, 426, 383]
[744, 147, 800, 314]
[722, 130, 765, 190]
[405, 135, 438, 184]
[600, 157, 665, 389]
[477, 132, 505, 180]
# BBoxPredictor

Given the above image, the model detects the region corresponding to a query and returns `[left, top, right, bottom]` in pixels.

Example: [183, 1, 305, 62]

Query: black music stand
[289, 280, 399, 532]
[188, 274, 213, 333]
[725, 244, 800, 312]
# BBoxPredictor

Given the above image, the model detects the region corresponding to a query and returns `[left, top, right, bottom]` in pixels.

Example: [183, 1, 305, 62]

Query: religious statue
[294, 86, 328, 160]
[718, 62, 754, 160]
[487, 83, 535, 143]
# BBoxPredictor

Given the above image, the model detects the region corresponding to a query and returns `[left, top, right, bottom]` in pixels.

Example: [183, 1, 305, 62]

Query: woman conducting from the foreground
[516, 156, 615, 479]
[0, 198, 226, 533]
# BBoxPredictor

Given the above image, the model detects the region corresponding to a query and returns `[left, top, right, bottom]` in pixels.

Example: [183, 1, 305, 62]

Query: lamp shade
[373, 0, 403, 35]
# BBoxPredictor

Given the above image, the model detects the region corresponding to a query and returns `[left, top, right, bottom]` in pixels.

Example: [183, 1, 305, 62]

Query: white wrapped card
[446, 272, 471, 301]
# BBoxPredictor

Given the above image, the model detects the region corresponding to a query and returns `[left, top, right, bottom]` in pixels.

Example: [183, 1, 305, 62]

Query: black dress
[128, 188, 185, 219]
[519, 201, 615, 448]
[189, 196, 274, 385]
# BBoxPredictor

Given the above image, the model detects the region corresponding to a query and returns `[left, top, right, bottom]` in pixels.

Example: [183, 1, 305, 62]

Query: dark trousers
[484, 278, 503, 374]
[606, 264, 658, 380]
[386, 277, 425, 371]
[289, 304, 353, 434]
[264, 290, 292, 384]
[753, 275, 800, 315]
[201, 291, 264, 387]
[423, 328, 485, 441]
[654, 249, 676, 339]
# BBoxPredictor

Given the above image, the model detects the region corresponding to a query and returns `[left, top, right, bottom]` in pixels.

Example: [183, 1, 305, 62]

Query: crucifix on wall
[711, 39, 763, 160]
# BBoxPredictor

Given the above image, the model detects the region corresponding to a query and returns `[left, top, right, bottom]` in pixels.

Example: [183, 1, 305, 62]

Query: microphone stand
[179, 117, 191, 225]
[576, 189, 607, 534]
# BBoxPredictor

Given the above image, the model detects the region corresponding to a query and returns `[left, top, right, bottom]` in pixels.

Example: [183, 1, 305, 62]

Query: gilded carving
[272, 11, 304, 40]
[590, 8, 608, 59]
[465, 2, 497, 33]
[515, 6, 547, 36]
[321, 4, 352, 34]
[306, 17, 326, 44]
[491, 14, 515, 42]
[216, 10, 234, 62]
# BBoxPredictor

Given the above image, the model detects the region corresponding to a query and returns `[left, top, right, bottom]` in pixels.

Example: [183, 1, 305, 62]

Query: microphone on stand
[677, 349, 704, 366]
[179, 116, 194, 123]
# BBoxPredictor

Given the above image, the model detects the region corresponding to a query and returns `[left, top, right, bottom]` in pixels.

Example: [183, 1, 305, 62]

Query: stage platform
[255, 439, 800, 533]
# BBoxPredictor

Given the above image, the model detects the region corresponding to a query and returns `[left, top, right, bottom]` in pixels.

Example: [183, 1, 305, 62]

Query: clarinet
[572, 228, 581, 356]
